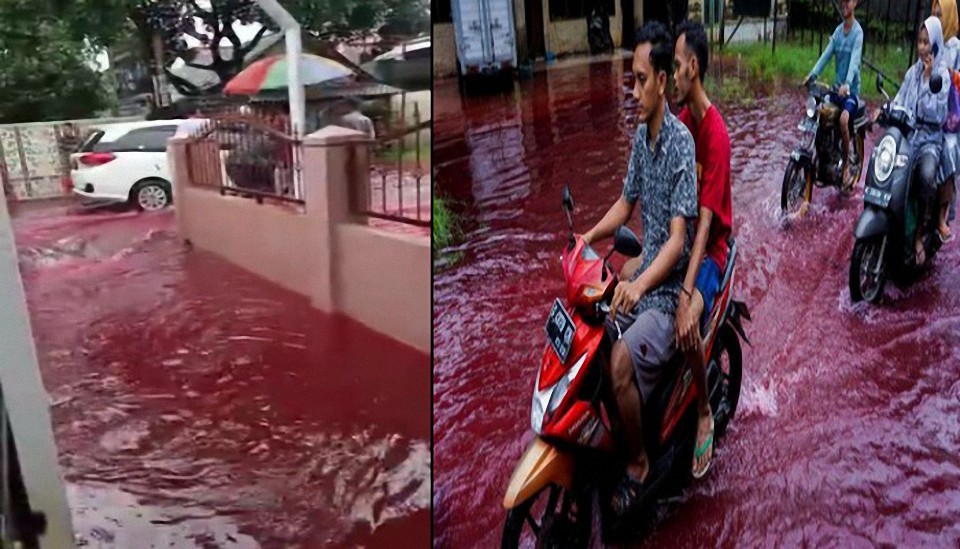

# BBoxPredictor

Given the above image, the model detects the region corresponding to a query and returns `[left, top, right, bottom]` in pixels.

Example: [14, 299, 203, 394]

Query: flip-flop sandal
[692, 416, 715, 480]
[610, 471, 655, 518]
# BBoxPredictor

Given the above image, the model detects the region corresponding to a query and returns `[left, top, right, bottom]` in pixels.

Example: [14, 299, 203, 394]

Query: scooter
[781, 79, 871, 215]
[500, 187, 750, 547]
[849, 73, 945, 303]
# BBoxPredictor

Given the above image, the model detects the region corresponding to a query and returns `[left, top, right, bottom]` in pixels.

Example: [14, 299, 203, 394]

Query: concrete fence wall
[0, 116, 143, 201]
[168, 126, 430, 354]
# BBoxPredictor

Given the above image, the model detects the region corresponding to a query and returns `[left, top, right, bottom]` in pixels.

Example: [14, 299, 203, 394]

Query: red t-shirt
[678, 105, 732, 271]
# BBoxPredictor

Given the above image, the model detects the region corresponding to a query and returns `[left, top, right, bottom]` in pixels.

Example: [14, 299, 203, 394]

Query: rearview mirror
[931, 74, 943, 94]
[613, 225, 642, 258]
[562, 185, 574, 212]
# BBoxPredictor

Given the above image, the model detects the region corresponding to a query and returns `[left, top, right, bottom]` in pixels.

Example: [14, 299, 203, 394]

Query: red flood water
[433, 58, 960, 547]
[9, 201, 430, 547]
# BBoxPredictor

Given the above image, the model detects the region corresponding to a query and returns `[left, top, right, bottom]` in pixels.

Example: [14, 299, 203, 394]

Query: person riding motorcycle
[804, 0, 863, 190]
[877, 16, 950, 263]
[933, 0, 958, 241]
[581, 20, 698, 518]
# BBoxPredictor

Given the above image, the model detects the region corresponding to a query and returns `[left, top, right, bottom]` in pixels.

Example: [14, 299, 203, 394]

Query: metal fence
[184, 113, 304, 206]
[364, 100, 430, 227]
[183, 95, 430, 228]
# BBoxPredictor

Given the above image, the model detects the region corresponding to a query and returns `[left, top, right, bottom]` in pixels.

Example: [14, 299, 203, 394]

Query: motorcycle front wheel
[501, 484, 591, 549]
[849, 237, 886, 303]
[781, 158, 813, 215]
[850, 132, 866, 186]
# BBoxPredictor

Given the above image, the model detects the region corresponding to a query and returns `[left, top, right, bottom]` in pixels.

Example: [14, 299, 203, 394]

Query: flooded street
[432, 57, 960, 547]
[10, 201, 430, 547]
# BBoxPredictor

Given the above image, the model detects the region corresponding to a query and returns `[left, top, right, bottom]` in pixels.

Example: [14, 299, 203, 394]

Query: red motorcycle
[501, 187, 750, 547]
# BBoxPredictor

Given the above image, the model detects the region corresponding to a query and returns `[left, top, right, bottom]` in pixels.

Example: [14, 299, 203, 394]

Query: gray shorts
[607, 307, 677, 404]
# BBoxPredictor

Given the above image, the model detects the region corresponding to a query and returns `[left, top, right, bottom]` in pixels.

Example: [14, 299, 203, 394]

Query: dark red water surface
[433, 58, 960, 547]
[9, 200, 430, 547]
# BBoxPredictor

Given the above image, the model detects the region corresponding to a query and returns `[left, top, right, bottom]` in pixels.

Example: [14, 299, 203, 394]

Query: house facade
[433, 0, 791, 79]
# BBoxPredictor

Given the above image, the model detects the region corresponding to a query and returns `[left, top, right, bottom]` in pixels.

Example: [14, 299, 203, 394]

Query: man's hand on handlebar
[839, 84, 850, 97]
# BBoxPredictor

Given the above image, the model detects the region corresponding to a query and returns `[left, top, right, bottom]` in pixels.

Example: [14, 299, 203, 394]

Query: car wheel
[131, 180, 172, 211]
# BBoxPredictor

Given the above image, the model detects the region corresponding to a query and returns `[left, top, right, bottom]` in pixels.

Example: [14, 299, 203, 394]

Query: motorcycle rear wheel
[849, 237, 886, 303]
[501, 484, 591, 549]
[781, 159, 812, 215]
[707, 325, 743, 439]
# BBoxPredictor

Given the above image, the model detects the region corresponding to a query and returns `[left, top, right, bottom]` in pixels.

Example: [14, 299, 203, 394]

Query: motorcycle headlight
[530, 353, 588, 433]
[873, 135, 897, 183]
[806, 96, 817, 118]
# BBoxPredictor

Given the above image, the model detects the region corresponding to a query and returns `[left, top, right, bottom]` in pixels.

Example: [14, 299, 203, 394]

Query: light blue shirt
[810, 20, 864, 97]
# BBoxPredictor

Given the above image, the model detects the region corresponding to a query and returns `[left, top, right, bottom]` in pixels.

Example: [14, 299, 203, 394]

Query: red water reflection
[10, 201, 430, 547]
[433, 58, 960, 547]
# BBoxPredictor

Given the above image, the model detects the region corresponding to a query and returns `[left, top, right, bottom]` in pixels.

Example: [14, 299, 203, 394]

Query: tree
[11, 0, 431, 102]
[125, 0, 430, 95]
[76, 0, 430, 97]
[0, 0, 109, 123]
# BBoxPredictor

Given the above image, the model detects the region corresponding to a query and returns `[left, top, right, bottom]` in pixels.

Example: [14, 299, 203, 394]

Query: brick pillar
[301, 125, 371, 312]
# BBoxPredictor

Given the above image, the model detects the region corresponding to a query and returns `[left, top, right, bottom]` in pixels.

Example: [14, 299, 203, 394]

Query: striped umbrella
[224, 53, 354, 95]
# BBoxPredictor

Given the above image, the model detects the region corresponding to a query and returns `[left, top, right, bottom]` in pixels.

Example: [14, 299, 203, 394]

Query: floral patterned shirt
[622, 109, 699, 317]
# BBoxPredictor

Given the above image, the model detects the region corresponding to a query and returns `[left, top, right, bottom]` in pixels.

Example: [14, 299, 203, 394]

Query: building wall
[544, 15, 623, 57]
[434, 0, 644, 80]
[169, 127, 431, 354]
[434, 23, 458, 79]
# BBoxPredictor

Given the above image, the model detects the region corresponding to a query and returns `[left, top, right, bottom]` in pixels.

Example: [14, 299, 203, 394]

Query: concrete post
[0, 178, 75, 548]
[167, 138, 190, 242]
[301, 125, 371, 312]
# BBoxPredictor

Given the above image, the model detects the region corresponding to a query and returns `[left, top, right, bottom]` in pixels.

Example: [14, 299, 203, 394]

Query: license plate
[545, 299, 576, 363]
[864, 186, 891, 208]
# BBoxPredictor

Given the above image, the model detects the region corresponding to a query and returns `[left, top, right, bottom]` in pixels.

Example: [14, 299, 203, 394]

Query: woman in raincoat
[933, 0, 958, 238]
[890, 16, 951, 261]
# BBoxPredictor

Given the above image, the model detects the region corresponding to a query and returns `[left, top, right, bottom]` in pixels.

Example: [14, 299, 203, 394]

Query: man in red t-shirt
[674, 20, 733, 479]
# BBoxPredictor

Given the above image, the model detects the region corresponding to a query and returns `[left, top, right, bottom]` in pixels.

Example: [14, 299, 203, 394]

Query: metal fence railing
[787, 0, 922, 77]
[184, 113, 304, 206]
[364, 101, 430, 228]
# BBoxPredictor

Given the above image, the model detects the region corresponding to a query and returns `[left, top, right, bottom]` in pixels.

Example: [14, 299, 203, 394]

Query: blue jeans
[827, 91, 859, 118]
[695, 257, 722, 331]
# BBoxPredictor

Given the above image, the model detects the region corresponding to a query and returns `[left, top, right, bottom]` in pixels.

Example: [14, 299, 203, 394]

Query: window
[103, 126, 179, 153]
[550, 0, 616, 21]
[433, 0, 452, 23]
[79, 130, 105, 153]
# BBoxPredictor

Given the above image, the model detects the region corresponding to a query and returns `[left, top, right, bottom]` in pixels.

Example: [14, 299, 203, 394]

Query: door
[621, 0, 634, 50]
[486, 0, 517, 66]
[525, 0, 545, 59]
[452, 0, 489, 69]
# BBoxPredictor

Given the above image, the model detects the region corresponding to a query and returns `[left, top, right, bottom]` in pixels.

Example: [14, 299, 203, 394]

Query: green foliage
[432, 194, 459, 251]
[0, 0, 109, 123]
[721, 40, 910, 104]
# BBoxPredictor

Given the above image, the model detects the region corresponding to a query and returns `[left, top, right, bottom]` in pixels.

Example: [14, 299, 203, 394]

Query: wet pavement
[9, 200, 430, 547]
[432, 58, 960, 546]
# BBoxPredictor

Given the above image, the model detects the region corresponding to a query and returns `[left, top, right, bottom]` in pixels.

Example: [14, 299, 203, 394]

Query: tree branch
[165, 68, 204, 96]
[221, 16, 242, 51]
[237, 26, 269, 58]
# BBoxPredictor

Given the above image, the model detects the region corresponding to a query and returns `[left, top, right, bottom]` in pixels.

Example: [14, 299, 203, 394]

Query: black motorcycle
[849, 73, 945, 303]
[781, 80, 871, 215]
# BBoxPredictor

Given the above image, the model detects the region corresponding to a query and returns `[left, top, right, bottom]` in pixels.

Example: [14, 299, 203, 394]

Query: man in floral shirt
[582, 20, 698, 516]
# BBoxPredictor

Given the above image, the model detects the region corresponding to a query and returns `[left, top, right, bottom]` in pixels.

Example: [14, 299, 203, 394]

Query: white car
[70, 121, 182, 210]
